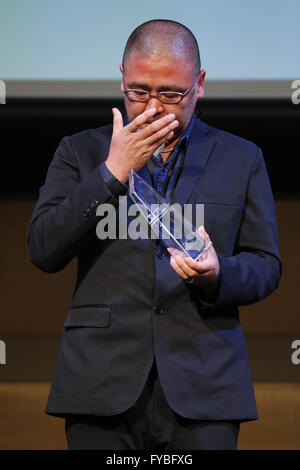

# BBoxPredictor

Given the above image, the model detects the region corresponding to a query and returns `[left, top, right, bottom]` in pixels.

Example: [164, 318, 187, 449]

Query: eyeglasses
[122, 73, 199, 104]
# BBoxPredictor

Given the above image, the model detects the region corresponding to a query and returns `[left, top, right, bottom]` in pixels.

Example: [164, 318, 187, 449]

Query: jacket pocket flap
[64, 305, 111, 328]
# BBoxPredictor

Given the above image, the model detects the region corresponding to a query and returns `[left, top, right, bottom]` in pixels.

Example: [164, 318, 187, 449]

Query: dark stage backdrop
[1, 98, 299, 195]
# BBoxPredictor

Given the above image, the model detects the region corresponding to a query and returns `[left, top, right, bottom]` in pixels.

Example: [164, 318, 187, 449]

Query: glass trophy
[128, 169, 211, 261]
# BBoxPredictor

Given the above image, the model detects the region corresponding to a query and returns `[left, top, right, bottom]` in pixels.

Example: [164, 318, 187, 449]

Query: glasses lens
[126, 90, 149, 102]
[159, 93, 182, 104]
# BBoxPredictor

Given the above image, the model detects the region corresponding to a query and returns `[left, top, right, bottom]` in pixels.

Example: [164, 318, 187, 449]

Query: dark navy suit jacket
[27, 117, 281, 421]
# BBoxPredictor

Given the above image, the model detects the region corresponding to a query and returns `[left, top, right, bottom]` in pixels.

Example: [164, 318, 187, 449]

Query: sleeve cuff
[190, 263, 222, 307]
[199, 266, 222, 302]
[100, 161, 128, 199]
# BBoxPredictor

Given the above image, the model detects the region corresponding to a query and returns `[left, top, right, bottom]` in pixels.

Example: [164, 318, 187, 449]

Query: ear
[120, 64, 124, 92]
[196, 69, 206, 99]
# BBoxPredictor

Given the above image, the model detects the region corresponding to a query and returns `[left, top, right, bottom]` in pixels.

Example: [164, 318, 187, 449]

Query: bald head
[122, 20, 201, 76]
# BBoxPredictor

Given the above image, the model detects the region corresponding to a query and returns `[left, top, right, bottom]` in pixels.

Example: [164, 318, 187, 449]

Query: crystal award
[128, 169, 211, 261]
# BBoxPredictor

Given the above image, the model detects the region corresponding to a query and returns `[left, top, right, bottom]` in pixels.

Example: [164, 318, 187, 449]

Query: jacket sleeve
[198, 148, 282, 307]
[26, 135, 126, 273]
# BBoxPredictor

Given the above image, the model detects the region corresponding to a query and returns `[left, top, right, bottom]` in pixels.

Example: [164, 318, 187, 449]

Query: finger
[168, 247, 209, 273]
[140, 113, 177, 139]
[196, 226, 213, 260]
[167, 247, 180, 256]
[184, 256, 210, 273]
[145, 119, 179, 144]
[127, 108, 157, 132]
[170, 252, 199, 278]
[112, 108, 124, 134]
[198, 225, 210, 243]
[168, 247, 189, 258]
[170, 255, 192, 280]
[146, 130, 176, 155]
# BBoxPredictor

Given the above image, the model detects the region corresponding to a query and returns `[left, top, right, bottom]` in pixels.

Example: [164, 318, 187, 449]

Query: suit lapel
[134, 119, 217, 203]
[171, 119, 217, 205]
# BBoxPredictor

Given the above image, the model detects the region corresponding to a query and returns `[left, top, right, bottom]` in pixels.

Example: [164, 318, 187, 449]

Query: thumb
[198, 225, 206, 236]
[198, 225, 210, 243]
[112, 107, 123, 134]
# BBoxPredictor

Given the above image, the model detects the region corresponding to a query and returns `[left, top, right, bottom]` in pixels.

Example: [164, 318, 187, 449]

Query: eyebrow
[127, 81, 185, 93]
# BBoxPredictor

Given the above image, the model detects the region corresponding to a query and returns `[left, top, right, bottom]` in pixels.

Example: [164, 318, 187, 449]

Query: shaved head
[122, 19, 201, 76]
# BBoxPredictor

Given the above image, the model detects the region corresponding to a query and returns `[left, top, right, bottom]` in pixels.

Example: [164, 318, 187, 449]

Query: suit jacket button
[156, 244, 165, 259]
[83, 208, 90, 217]
[90, 200, 99, 208]
[153, 305, 164, 315]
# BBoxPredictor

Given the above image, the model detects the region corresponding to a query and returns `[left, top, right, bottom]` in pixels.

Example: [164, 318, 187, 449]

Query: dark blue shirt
[146, 114, 195, 200]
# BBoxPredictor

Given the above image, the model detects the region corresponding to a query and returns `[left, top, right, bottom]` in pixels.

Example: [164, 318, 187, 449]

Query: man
[27, 20, 281, 450]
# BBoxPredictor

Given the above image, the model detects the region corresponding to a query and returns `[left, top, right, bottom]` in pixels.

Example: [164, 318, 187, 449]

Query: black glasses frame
[122, 73, 199, 104]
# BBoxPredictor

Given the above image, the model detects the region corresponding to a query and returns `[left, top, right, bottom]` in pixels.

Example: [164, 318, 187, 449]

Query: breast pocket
[64, 305, 111, 329]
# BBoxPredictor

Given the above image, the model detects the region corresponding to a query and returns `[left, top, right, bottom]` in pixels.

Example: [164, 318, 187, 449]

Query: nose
[145, 96, 164, 115]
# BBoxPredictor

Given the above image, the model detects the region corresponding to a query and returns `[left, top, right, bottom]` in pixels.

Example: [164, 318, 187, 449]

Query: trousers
[65, 360, 240, 450]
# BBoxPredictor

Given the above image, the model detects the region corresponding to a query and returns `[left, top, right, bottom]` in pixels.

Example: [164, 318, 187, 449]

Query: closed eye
[160, 92, 181, 98]
[132, 90, 148, 96]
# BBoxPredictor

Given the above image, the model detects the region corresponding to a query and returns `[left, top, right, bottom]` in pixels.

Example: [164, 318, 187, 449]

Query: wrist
[105, 158, 129, 184]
